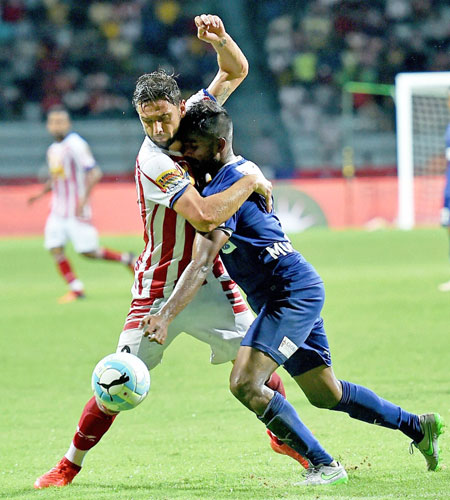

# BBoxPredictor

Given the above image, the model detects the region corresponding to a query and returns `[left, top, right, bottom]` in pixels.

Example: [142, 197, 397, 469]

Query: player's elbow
[240, 59, 249, 79]
[95, 168, 103, 181]
[188, 208, 219, 232]
[228, 59, 249, 83]
[189, 217, 218, 233]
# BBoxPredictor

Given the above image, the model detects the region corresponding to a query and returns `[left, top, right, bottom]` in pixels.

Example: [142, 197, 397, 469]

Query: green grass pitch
[1, 228, 449, 500]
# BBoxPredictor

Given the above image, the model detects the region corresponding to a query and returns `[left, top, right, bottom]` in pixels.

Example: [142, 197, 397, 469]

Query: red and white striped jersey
[46, 132, 97, 218]
[131, 89, 249, 315]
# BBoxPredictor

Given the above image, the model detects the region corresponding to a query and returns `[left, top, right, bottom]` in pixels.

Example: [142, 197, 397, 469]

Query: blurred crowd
[0, 0, 218, 119]
[259, 0, 450, 144]
[1, 0, 449, 151]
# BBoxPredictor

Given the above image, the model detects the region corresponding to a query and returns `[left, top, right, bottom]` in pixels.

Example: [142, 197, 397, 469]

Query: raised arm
[195, 14, 249, 105]
[140, 228, 230, 344]
[173, 173, 272, 232]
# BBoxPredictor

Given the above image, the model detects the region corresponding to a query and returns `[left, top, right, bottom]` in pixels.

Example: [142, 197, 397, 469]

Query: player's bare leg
[50, 247, 85, 303]
[230, 346, 347, 484]
[34, 396, 118, 488]
[82, 249, 136, 272]
[294, 364, 443, 470]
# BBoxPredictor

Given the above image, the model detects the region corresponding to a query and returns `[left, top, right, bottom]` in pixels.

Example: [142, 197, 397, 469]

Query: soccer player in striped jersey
[438, 89, 450, 292]
[141, 100, 444, 486]
[34, 14, 304, 490]
[28, 107, 136, 303]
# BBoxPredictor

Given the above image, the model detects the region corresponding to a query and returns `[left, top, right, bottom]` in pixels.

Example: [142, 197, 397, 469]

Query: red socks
[56, 256, 77, 284]
[266, 372, 286, 398]
[97, 248, 123, 262]
[72, 397, 117, 451]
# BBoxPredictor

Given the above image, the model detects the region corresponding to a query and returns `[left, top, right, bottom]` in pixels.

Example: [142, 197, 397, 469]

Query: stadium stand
[0, 0, 449, 178]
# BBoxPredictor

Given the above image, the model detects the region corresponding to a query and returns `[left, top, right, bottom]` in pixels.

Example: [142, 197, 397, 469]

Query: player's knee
[229, 372, 257, 406]
[306, 391, 340, 409]
[81, 250, 98, 259]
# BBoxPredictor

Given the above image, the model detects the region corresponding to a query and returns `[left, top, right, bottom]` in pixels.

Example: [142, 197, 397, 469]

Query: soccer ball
[92, 352, 150, 412]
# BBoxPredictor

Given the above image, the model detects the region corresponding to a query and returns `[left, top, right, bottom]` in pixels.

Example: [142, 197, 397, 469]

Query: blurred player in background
[438, 89, 450, 292]
[34, 14, 303, 490]
[141, 100, 444, 485]
[28, 106, 136, 303]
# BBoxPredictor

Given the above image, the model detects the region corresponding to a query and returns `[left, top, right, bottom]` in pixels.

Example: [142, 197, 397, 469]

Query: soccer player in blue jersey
[141, 100, 444, 485]
[438, 89, 450, 292]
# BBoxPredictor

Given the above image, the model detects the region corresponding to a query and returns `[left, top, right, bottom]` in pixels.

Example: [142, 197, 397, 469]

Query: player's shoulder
[446, 123, 450, 139]
[186, 89, 217, 110]
[137, 137, 184, 183]
[233, 158, 262, 176]
[64, 131, 88, 147]
[223, 156, 262, 181]
[138, 137, 174, 167]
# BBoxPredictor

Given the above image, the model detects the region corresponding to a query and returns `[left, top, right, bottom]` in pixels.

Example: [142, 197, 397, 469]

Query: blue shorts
[441, 196, 450, 227]
[241, 282, 332, 377]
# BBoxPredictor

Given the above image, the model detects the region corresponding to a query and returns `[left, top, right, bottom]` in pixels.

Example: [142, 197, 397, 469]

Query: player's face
[182, 133, 221, 173]
[46, 111, 71, 141]
[137, 99, 186, 149]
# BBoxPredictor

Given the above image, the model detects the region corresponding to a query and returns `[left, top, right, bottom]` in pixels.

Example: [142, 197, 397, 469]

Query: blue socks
[259, 392, 333, 466]
[332, 380, 423, 443]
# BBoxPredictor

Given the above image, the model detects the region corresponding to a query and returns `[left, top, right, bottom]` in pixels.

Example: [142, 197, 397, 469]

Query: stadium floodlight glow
[395, 72, 450, 229]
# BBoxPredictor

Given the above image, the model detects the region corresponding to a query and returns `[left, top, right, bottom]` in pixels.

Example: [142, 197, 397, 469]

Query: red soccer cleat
[34, 457, 81, 489]
[267, 430, 310, 469]
[57, 291, 85, 304]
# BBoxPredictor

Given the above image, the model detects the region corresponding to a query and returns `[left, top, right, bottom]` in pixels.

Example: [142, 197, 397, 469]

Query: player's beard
[150, 134, 176, 150]
[189, 157, 223, 183]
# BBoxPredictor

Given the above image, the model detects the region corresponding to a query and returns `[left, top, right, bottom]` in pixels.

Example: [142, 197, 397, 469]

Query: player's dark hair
[132, 69, 181, 108]
[47, 105, 70, 117]
[177, 100, 233, 143]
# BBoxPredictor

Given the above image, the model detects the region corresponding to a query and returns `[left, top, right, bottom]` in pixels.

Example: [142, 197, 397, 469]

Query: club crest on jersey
[221, 240, 237, 254]
[155, 167, 186, 193]
[265, 241, 294, 260]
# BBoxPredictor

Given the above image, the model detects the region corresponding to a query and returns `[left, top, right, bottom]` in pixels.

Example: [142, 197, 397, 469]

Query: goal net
[396, 72, 450, 229]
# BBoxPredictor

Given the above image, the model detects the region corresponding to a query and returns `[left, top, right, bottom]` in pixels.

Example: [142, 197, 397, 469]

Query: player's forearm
[84, 167, 103, 199]
[213, 33, 248, 81]
[158, 259, 211, 324]
[209, 33, 248, 105]
[36, 180, 52, 198]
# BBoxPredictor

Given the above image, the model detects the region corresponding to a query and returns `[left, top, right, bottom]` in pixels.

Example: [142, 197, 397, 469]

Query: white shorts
[116, 276, 255, 370]
[44, 213, 99, 253]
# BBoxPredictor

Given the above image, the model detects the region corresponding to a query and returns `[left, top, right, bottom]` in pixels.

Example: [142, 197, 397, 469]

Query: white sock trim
[65, 443, 88, 467]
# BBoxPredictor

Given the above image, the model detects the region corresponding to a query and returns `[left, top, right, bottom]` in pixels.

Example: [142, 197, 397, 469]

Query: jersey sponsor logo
[221, 240, 237, 254]
[155, 167, 186, 193]
[265, 241, 294, 260]
[278, 336, 297, 358]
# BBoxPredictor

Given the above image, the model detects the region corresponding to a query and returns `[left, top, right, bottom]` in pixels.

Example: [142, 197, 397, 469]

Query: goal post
[395, 72, 450, 229]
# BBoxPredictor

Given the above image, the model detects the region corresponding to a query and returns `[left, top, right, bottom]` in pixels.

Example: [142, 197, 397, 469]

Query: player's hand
[140, 314, 169, 345]
[251, 175, 273, 213]
[195, 14, 226, 44]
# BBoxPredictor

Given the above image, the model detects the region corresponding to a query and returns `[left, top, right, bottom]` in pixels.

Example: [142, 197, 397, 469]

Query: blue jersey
[444, 124, 450, 204]
[202, 157, 322, 313]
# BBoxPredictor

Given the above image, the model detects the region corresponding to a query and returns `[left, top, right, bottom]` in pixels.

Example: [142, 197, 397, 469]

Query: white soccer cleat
[295, 461, 348, 486]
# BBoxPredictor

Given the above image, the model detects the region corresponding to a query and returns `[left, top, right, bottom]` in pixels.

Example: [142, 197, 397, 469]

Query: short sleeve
[137, 152, 191, 208]
[186, 89, 217, 110]
[68, 134, 96, 170]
